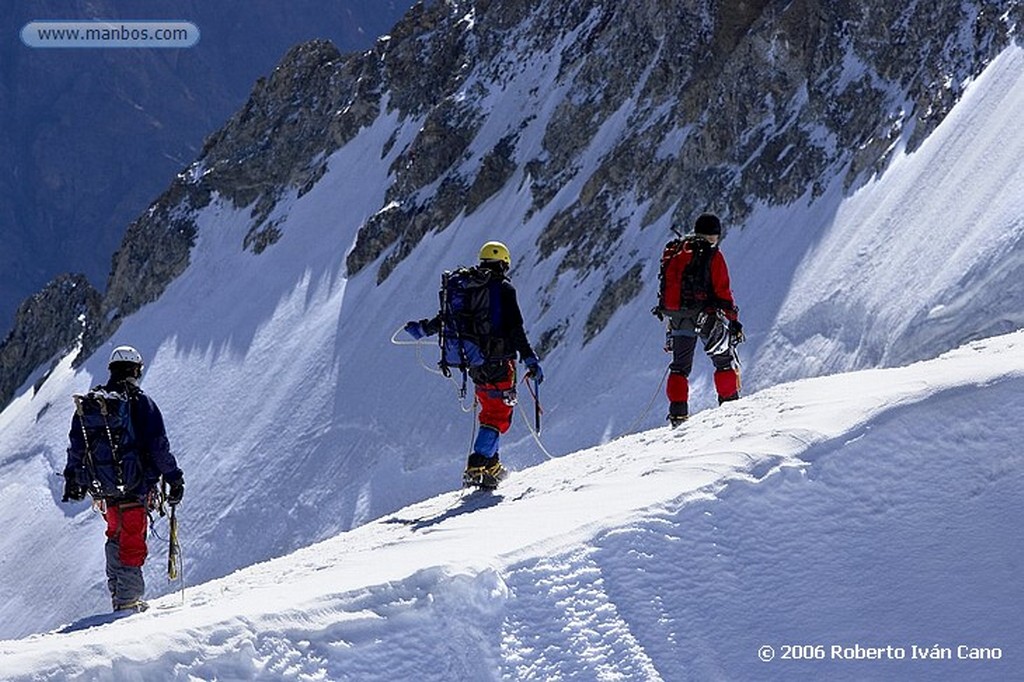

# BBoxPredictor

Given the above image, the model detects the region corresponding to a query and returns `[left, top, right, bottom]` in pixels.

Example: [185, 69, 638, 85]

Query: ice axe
[523, 372, 542, 435]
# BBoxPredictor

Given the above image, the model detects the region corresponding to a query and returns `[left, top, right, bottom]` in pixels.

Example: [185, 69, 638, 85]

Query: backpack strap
[657, 239, 686, 310]
[73, 388, 133, 496]
[679, 237, 716, 305]
[437, 265, 493, 383]
[72, 394, 99, 489]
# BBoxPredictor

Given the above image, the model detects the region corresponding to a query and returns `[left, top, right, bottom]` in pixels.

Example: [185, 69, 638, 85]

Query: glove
[729, 319, 745, 345]
[62, 477, 86, 503]
[166, 479, 185, 506]
[404, 320, 426, 340]
[524, 356, 544, 385]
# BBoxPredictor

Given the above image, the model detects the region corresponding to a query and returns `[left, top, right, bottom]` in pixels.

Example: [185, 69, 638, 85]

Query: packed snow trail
[1, 331, 1022, 680]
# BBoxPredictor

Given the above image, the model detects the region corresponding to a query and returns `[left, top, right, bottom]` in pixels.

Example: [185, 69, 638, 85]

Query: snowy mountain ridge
[3, 0, 1020, 408]
[2, 329, 1022, 680]
[1, 0, 1023, 650]
[0, 0, 418, 338]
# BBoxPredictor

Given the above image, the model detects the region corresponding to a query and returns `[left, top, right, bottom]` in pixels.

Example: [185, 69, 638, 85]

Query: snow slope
[743, 44, 1024, 384]
[1, 38, 1023, 646]
[2, 330, 1022, 681]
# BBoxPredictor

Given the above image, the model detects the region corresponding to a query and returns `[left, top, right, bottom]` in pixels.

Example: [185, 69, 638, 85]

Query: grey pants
[102, 500, 149, 609]
[667, 311, 737, 376]
[105, 538, 145, 609]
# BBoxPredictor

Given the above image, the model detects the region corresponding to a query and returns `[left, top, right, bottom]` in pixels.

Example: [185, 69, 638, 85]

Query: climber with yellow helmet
[404, 241, 542, 489]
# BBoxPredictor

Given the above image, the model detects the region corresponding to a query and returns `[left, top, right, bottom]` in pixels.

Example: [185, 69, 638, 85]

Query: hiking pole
[522, 373, 542, 435]
[534, 378, 541, 435]
[518, 379, 555, 459]
[167, 504, 179, 580]
[168, 502, 186, 605]
[161, 476, 184, 600]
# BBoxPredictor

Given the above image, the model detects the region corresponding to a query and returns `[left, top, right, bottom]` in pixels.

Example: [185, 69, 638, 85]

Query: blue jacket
[66, 378, 183, 503]
[422, 267, 536, 362]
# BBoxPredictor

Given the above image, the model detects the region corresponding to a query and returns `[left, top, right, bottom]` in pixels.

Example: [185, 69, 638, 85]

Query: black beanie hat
[694, 213, 722, 235]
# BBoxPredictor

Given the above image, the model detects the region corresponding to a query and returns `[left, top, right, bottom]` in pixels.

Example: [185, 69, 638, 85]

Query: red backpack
[657, 237, 716, 312]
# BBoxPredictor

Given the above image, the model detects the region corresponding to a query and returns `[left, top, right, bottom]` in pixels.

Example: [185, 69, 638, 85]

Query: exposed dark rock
[4, 0, 1020, 410]
[197, 40, 348, 239]
[539, 192, 626, 275]
[244, 219, 285, 255]
[466, 134, 519, 215]
[583, 263, 645, 345]
[0, 275, 101, 408]
[377, 175, 470, 283]
[534, 318, 569, 359]
[0, 0, 418, 343]
[387, 99, 482, 200]
[81, 178, 207, 361]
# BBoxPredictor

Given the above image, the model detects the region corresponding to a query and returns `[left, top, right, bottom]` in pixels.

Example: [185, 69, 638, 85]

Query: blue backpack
[71, 388, 143, 499]
[437, 266, 503, 379]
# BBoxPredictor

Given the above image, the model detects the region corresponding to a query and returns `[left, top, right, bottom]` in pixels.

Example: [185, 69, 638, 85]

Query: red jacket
[659, 238, 738, 320]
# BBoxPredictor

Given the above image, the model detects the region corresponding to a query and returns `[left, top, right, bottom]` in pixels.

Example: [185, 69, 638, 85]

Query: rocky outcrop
[88, 178, 209, 352]
[0, 275, 100, 408]
[583, 263, 645, 345]
[0, 173, 206, 405]
[3, 0, 1020, 409]
[342, 0, 1020, 345]
[88, 0, 1024, 303]
[0, 37, 378, 397]
[197, 40, 365, 241]
[0, 1, 418, 348]
[466, 132, 520, 215]
[533, 0, 1020, 255]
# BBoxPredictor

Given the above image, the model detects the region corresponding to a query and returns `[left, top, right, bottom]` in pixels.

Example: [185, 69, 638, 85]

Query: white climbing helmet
[108, 345, 144, 368]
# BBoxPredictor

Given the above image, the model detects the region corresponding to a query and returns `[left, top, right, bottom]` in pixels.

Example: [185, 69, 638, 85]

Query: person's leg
[711, 349, 741, 404]
[668, 320, 698, 422]
[103, 507, 119, 608]
[471, 362, 515, 450]
[695, 313, 741, 405]
[104, 504, 148, 610]
[467, 362, 515, 485]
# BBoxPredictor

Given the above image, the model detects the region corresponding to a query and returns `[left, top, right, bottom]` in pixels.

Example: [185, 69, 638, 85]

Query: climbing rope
[617, 366, 670, 439]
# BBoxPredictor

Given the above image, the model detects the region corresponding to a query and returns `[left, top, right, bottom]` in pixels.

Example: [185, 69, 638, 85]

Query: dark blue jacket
[422, 267, 536, 362]
[66, 379, 183, 503]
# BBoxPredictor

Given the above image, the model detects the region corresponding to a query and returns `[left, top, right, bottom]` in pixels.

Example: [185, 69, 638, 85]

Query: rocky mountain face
[345, 0, 1019, 276]
[1, 0, 1020, 409]
[0, 0, 416, 340]
[0, 275, 100, 408]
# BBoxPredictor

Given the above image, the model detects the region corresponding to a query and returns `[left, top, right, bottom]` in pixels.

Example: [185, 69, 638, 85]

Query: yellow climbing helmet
[479, 241, 511, 265]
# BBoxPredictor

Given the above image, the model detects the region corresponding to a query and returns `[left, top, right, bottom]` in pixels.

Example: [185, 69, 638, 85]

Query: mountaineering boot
[463, 453, 506, 489]
[668, 400, 689, 428]
[480, 454, 506, 489]
[114, 600, 149, 613]
[463, 452, 488, 488]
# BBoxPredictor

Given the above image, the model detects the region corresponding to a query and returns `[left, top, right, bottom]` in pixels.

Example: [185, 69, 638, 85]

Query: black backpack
[71, 388, 144, 499]
[658, 236, 716, 312]
[437, 266, 505, 379]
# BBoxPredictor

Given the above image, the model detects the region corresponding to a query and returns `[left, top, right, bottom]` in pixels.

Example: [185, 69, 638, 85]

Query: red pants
[473, 361, 516, 433]
[104, 504, 148, 568]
